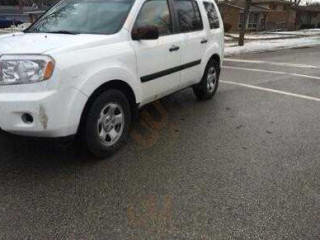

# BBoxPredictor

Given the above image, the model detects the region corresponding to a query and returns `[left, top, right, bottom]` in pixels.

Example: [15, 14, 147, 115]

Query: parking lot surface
[1, 46, 320, 239]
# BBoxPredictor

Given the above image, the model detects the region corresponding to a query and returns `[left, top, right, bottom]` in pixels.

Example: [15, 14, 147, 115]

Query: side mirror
[132, 25, 160, 40]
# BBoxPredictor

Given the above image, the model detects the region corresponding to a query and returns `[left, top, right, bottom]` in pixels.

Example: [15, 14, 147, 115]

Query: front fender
[73, 61, 142, 104]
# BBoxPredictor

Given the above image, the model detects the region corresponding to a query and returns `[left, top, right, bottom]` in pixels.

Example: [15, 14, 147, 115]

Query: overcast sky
[306, 0, 320, 4]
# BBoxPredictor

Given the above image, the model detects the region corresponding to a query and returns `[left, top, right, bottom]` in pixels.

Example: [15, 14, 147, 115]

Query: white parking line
[225, 58, 320, 69]
[223, 66, 320, 81]
[221, 80, 320, 102]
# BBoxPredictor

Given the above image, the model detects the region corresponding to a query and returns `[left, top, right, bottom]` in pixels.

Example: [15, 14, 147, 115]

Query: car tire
[193, 59, 220, 101]
[81, 89, 131, 158]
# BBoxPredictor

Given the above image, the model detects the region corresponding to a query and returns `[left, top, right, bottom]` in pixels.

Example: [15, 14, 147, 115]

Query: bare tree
[290, 0, 302, 8]
[238, 0, 252, 46]
[290, 0, 303, 30]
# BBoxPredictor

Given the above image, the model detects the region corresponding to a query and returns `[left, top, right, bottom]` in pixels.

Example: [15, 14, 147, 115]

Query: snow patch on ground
[224, 36, 234, 41]
[227, 33, 290, 40]
[225, 36, 320, 56]
[269, 29, 320, 36]
[226, 29, 320, 40]
[0, 29, 11, 34]
[0, 23, 31, 34]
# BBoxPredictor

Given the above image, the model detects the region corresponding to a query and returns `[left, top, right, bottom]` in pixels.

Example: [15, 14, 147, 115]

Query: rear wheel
[193, 59, 219, 101]
[81, 89, 131, 158]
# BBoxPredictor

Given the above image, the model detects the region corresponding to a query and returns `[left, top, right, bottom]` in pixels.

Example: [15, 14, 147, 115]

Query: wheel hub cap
[97, 103, 124, 146]
[207, 66, 217, 93]
[103, 116, 114, 131]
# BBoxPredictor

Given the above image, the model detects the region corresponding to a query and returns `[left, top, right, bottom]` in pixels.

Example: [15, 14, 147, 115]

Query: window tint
[173, 0, 203, 32]
[134, 0, 172, 36]
[203, 2, 220, 29]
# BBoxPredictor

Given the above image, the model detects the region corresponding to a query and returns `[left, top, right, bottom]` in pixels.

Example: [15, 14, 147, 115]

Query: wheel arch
[77, 80, 139, 134]
[200, 53, 221, 81]
[201, 39, 223, 76]
[208, 54, 221, 73]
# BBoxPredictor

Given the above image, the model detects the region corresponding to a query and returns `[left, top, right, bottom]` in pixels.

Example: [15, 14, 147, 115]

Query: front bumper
[0, 87, 88, 137]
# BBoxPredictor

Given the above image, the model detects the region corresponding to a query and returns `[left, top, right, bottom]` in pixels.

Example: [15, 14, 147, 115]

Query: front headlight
[0, 55, 55, 85]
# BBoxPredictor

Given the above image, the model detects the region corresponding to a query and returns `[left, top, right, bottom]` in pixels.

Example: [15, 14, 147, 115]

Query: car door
[131, 0, 183, 105]
[172, 0, 207, 88]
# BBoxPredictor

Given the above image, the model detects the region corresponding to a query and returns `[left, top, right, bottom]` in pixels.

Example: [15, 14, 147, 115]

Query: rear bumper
[0, 87, 88, 137]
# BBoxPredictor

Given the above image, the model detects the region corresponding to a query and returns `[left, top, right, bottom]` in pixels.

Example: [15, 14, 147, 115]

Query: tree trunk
[239, 0, 252, 46]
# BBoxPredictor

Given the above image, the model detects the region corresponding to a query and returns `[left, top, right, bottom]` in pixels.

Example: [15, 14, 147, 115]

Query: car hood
[0, 32, 111, 55]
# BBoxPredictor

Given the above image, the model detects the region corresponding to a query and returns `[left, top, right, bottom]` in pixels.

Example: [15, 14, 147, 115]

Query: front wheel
[81, 89, 131, 158]
[193, 59, 220, 101]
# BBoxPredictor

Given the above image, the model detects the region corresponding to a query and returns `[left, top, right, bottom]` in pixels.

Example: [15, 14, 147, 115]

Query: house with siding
[252, 0, 296, 30]
[219, 0, 297, 32]
[297, 5, 320, 28]
[0, 6, 31, 22]
[219, 1, 269, 32]
[0, 0, 34, 22]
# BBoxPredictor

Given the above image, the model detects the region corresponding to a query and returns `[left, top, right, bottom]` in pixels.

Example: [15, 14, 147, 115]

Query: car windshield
[26, 0, 134, 35]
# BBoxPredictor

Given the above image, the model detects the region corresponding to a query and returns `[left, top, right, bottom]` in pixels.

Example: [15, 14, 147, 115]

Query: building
[297, 5, 320, 28]
[219, 1, 269, 32]
[0, 5, 33, 23]
[252, 0, 296, 31]
[219, 0, 297, 32]
[0, 1, 49, 25]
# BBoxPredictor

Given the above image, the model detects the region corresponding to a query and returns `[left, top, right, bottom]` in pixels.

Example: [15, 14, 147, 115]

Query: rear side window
[203, 1, 220, 29]
[173, 0, 203, 32]
[134, 0, 172, 36]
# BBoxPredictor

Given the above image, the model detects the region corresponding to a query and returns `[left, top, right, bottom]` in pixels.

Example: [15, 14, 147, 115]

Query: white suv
[0, 0, 224, 158]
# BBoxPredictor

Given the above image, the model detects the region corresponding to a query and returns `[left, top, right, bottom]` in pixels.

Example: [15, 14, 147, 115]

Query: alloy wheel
[97, 102, 125, 146]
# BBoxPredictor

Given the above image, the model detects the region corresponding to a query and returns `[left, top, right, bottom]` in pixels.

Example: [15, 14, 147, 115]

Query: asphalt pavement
[1, 46, 320, 240]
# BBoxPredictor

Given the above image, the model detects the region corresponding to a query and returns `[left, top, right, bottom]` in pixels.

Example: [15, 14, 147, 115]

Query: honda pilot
[0, 0, 224, 158]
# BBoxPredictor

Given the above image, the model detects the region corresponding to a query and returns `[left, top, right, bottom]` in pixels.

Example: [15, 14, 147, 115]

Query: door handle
[169, 45, 180, 52]
[201, 39, 208, 44]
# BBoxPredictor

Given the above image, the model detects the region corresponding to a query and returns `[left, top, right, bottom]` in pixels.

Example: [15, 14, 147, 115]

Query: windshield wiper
[47, 30, 79, 35]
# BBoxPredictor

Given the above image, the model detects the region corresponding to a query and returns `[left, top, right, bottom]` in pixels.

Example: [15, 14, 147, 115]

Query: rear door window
[203, 1, 220, 29]
[173, 0, 203, 32]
